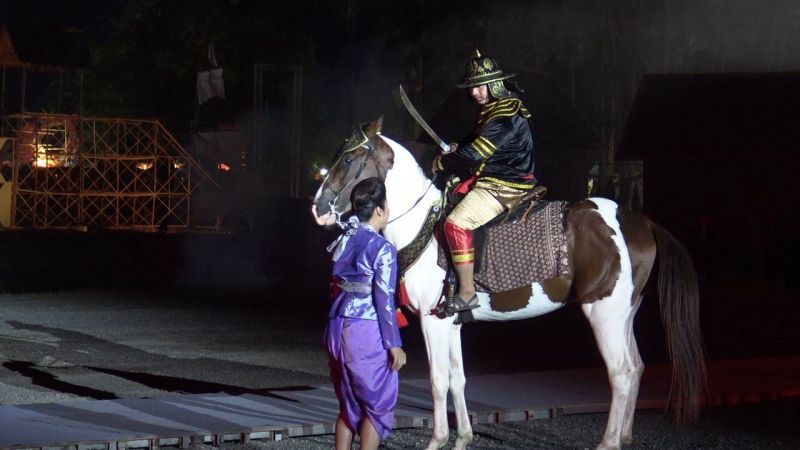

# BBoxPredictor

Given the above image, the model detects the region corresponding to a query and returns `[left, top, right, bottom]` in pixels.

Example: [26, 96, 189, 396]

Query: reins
[387, 181, 434, 224]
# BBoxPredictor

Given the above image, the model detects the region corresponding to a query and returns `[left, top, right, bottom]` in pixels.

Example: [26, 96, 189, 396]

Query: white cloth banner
[208, 40, 218, 68]
[197, 68, 225, 105]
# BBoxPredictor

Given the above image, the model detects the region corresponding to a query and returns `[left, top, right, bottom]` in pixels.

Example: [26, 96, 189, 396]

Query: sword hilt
[445, 270, 457, 317]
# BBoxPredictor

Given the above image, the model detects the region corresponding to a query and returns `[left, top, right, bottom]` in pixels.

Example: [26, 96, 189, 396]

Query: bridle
[325, 131, 433, 229]
[326, 133, 386, 228]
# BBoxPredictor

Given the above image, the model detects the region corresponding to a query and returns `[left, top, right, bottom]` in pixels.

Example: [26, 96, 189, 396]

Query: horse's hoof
[454, 433, 474, 449]
[424, 438, 448, 450]
[423, 444, 446, 450]
[621, 435, 633, 445]
[595, 444, 621, 450]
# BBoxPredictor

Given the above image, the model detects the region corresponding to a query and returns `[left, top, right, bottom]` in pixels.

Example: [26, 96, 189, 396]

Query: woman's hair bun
[350, 177, 386, 221]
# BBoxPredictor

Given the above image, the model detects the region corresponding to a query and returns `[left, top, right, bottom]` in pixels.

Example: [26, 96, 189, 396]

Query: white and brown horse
[312, 117, 706, 450]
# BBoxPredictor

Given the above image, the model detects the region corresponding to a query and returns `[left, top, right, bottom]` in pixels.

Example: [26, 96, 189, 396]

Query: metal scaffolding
[0, 113, 218, 231]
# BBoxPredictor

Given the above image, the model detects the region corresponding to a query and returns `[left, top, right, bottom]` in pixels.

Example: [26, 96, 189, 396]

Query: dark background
[4, 0, 800, 182]
[0, 0, 798, 371]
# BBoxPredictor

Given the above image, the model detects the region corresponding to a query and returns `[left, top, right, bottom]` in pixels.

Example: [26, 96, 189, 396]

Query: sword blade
[399, 85, 450, 153]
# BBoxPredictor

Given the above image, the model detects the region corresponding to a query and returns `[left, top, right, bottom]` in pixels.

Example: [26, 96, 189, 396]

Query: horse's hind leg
[421, 313, 453, 450]
[448, 323, 473, 449]
[583, 293, 640, 450]
[620, 297, 644, 444]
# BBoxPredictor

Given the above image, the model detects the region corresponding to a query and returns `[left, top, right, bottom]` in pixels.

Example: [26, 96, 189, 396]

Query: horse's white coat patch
[380, 136, 442, 251]
[472, 284, 566, 321]
[580, 197, 636, 354]
[587, 197, 633, 294]
[579, 198, 640, 448]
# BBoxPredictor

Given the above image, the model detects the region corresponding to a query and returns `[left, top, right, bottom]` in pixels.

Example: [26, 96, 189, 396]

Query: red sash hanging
[395, 276, 410, 328]
[454, 175, 478, 195]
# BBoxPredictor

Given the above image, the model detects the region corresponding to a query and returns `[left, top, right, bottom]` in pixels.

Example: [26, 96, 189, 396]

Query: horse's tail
[651, 221, 708, 424]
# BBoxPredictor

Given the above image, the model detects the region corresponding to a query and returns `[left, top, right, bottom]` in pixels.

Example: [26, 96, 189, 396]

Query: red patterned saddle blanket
[438, 201, 571, 293]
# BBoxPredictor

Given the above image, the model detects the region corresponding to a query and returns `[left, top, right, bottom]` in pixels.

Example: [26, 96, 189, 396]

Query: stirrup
[431, 293, 480, 317]
[452, 293, 480, 312]
[431, 299, 453, 316]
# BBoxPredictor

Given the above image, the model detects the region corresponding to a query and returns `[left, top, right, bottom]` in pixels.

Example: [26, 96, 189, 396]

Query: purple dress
[325, 223, 402, 439]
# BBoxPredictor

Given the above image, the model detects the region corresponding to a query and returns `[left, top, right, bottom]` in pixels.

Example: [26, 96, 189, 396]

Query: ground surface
[0, 290, 797, 449]
[228, 399, 800, 449]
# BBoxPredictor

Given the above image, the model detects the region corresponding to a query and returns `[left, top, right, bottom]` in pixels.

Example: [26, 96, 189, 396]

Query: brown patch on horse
[489, 285, 532, 312]
[617, 209, 657, 305]
[540, 275, 573, 303]
[565, 200, 621, 302]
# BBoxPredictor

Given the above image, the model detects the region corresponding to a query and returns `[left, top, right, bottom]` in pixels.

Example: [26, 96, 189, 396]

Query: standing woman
[323, 177, 407, 450]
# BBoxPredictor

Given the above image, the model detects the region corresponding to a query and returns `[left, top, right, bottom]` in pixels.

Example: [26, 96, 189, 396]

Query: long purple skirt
[325, 316, 398, 440]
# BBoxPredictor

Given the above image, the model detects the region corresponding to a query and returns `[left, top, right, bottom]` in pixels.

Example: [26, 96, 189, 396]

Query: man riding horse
[434, 50, 537, 312]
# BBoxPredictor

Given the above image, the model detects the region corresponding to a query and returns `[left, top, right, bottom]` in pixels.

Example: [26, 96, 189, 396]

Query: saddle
[437, 182, 570, 294]
[491, 184, 549, 225]
[471, 184, 549, 270]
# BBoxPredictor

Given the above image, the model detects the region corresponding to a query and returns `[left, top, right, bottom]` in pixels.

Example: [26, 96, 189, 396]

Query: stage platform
[1, 356, 798, 449]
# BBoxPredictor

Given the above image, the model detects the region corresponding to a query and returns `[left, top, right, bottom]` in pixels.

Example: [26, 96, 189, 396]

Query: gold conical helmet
[456, 50, 516, 89]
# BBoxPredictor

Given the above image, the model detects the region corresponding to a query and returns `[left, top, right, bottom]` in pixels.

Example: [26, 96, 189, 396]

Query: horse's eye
[344, 157, 353, 166]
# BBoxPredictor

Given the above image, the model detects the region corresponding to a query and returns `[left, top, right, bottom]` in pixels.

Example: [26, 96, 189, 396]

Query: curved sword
[399, 85, 451, 153]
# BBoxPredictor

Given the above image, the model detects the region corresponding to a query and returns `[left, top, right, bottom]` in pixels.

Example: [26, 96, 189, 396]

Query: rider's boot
[452, 262, 479, 312]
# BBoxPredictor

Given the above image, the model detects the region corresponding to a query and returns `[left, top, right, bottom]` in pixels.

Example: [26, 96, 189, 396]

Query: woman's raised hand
[311, 204, 337, 226]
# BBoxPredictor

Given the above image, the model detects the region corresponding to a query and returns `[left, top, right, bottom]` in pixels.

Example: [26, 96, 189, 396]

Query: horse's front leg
[449, 323, 473, 449]
[421, 313, 454, 450]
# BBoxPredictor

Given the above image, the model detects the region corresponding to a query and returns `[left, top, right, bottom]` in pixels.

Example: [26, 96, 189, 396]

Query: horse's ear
[366, 116, 383, 136]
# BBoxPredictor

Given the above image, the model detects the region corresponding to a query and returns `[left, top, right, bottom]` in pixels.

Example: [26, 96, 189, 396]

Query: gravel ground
[0, 291, 797, 449]
[189, 399, 799, 449]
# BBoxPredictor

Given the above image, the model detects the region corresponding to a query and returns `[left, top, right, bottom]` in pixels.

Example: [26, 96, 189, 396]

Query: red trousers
[444, 220, 474, 266]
